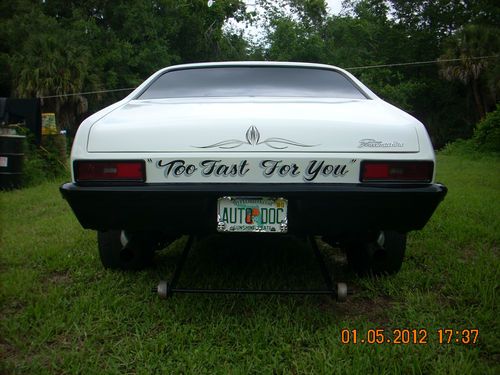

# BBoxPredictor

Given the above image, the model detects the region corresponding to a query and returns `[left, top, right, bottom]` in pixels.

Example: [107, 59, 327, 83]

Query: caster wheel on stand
[336, 282, 348, 302]
[157, 280, 170, 299]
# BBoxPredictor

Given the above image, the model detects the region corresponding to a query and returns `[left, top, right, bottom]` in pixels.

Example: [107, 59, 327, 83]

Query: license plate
[217, 197, 288, 233]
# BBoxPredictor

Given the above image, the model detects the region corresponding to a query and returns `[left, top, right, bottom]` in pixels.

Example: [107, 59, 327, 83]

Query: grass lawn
[1, 152, 499, 374]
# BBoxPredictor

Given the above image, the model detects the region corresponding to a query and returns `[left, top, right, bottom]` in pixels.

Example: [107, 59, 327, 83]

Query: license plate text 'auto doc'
[217, 197, 288, 233]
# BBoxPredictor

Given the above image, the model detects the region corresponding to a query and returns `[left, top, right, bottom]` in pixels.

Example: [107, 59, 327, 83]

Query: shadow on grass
[67, 233, 400, 330]
[141, 235, 391, 323]
[154, 234, 349, 292]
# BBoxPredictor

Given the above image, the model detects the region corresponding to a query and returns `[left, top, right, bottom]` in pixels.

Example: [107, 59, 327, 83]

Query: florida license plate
[217, 197, 288, 233]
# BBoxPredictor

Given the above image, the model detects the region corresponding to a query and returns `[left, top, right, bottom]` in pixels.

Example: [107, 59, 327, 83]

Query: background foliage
[0, 0, 498, 148]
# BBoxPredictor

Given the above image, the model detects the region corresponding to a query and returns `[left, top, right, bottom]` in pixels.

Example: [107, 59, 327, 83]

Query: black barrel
[0, 134, 26, 189]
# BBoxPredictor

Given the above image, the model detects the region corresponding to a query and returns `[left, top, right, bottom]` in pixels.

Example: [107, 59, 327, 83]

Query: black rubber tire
[344, 231, 407, 276]
[97, 230, 156, 270]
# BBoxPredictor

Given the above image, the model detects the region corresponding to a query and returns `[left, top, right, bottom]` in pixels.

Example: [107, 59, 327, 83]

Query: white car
[61, 62, 447, 274]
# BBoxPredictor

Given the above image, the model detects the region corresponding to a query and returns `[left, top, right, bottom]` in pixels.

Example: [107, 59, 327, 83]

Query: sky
[326, 0, 342, 15]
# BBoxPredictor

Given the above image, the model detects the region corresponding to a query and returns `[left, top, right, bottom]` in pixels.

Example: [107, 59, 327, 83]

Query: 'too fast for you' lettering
[156, 159, 349, 181]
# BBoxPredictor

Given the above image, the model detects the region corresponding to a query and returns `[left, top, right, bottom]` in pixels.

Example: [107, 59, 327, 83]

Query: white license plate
[217, 197, 288, 233]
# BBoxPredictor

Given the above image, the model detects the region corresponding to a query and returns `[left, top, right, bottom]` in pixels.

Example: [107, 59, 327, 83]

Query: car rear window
[137, 66, 367, 99]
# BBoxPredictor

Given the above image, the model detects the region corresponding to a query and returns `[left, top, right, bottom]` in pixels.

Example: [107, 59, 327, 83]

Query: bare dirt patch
[0, 337, 21, 368]
[46, 271, 72, 285]
[335, 293, 396, 324]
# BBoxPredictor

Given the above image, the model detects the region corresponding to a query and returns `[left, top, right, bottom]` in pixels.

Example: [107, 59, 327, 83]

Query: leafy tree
[266, 17, 326, 62]
[337, 0, 499, 145]
[473, 103, 500, 152]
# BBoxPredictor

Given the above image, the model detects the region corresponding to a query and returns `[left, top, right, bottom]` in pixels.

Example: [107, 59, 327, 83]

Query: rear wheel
[343, 231, 406, 276]
[97, 230, 165, 270]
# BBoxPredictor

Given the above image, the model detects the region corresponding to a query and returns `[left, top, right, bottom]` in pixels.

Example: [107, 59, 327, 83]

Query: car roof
[158, 61, 345, 72]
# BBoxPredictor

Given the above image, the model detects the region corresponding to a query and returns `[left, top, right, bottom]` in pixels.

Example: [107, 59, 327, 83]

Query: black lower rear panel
[60, 182, 447, 235]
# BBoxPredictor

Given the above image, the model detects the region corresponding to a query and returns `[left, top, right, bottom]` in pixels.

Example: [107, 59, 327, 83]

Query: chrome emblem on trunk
[358, 139, 404, 148]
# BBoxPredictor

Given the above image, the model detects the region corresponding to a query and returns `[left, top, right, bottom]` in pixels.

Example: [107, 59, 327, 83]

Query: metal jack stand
[155, 235, 348, 302]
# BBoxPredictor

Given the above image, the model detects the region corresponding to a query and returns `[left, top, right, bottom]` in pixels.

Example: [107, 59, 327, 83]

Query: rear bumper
[60, 182, 447, 235]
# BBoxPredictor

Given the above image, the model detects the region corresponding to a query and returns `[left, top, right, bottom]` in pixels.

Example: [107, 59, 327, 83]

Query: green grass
[1, 152, 499, 374]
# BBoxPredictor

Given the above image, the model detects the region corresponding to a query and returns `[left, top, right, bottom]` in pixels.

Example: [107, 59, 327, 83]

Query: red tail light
[75, 161, 145, 182]
[360, 161, 433, 182]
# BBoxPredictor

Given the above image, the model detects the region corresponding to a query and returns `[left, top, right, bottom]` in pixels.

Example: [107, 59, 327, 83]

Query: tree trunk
[471, 79, 486, 120]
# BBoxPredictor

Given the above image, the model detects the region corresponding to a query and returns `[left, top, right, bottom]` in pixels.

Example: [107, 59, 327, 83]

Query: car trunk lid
[87, 98, 420, 153]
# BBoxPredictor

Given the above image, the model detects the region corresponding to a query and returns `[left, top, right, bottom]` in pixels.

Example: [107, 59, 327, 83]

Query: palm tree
[439, 24, 499, 119]
[13, 33, 97, 133]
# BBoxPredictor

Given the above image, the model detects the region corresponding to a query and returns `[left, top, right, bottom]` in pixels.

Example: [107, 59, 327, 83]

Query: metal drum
[0, 134, 26, 189]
